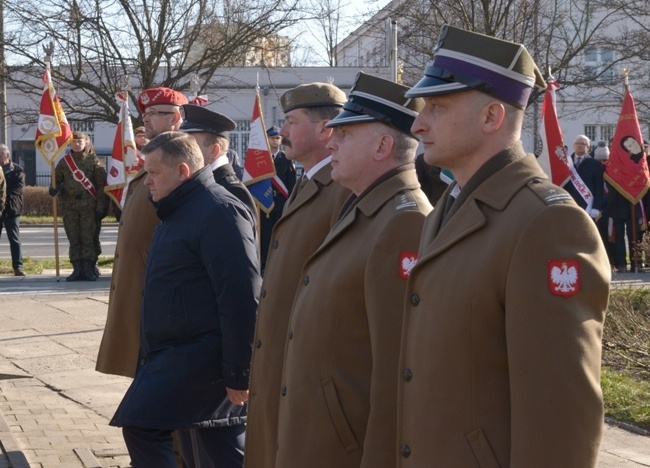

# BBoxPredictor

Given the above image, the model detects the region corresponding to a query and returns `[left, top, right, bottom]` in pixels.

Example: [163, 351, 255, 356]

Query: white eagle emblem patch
[548, 260, 580, 297]
[400, 252, 418, 279]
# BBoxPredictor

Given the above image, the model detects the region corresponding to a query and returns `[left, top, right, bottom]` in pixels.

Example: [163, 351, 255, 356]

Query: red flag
[605, 85, 650, 203]
[35, 69, 73, 163]
[538, 80, 570, 186]
[538, 78, 594, 211]
[105, 93, 141, 207]
[242, 91, 276, 213]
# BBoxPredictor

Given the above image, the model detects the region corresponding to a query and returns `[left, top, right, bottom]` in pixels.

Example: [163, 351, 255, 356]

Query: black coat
[213, 162, 258, 222]
[111, 167, 261, 430]
[1, 162, 24, 217]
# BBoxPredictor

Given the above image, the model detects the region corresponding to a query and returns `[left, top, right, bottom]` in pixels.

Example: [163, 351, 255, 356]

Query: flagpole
[622, 68, 640, 273]
[44, 45, 61, 281]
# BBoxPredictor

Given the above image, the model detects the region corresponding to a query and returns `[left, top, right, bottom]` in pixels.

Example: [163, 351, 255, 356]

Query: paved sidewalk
[0, 273, 647, 466]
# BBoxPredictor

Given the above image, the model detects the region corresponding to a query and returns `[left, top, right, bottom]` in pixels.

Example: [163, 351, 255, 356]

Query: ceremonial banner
[242, 91, 276, 214]
[105, 93, 141, 207]
[605, 85, 650, 204]
[538, 78, 593, 211]
[35, 69, 73, 163]
[538, 80, 570, 186]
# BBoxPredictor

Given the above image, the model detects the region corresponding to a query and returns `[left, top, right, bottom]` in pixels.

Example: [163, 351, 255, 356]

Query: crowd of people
[93, 24, 612, 468]
[563, 134, 650, 273]
[0, 23, 613, 468]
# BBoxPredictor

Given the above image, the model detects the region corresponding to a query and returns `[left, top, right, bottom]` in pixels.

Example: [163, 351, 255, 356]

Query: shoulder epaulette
[394, 190, 419, 211]
[527, 178, 573, 205]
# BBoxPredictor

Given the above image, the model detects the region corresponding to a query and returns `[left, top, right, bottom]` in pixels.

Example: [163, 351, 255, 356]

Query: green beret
[280, 83, 346, 113]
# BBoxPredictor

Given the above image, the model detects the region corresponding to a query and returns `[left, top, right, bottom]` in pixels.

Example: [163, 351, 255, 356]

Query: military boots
[66, 261, 84, 282]
[82, 261, 98, 281]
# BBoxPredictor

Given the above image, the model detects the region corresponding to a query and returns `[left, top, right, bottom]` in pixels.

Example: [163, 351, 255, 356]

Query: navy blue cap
[325, 72, 423, 137]
[180, 104, 236, 138]
[267, 126, 280, 137]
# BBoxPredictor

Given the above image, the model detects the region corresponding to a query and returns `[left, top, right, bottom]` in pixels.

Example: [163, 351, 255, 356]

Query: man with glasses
[564, 134, 604, 221]
[97, 87, 188, 378]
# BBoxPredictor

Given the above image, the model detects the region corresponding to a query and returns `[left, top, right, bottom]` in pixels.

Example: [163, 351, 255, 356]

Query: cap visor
[405, 75, 471, 98]
[325, 110, 376, 128]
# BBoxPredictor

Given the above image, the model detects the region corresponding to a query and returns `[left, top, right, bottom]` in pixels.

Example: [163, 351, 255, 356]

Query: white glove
[589, 209, 601, 219]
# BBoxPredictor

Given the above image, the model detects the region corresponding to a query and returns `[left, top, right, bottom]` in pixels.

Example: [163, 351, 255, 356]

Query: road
[0, 224, 118, 259]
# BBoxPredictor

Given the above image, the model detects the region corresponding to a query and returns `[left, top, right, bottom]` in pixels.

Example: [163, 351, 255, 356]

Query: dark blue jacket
[1, 162, 25, 217]
[111, 166, 261, 430]
[564, 154, 604, 211]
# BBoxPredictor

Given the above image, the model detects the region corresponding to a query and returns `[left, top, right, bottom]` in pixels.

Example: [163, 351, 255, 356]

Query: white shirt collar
[209, 155, 230, 171]
[306, 155, 332, 180]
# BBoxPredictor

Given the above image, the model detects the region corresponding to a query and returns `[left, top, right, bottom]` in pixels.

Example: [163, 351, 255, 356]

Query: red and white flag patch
[548, 260, 580, 297]
[400, 252, 418, 279]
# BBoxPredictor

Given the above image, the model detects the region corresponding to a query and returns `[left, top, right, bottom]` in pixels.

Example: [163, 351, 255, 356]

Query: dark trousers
[123, 425, 245, 468]
[0, 214, 22, 270]
[123, 426, 177, 468]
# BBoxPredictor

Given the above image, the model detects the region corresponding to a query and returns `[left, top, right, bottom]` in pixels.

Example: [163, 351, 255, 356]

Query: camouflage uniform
[54, 150, 107, 263]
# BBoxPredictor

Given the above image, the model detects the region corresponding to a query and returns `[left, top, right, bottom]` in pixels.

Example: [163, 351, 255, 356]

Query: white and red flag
[35, 69, 73, 163]
[604, 80, 650, 204]
[105, 93, 141, 207]
[538, 78, 593, 211]
[242, 90, 277, 214]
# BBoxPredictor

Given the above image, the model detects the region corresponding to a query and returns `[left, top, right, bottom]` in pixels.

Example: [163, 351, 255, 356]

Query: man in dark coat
[564, 134, 605, 220]
[259, 126, 296, 272]
[181, 104, 257, 221]
[0, 144, 25, 276]
[110, 132, 261, 468]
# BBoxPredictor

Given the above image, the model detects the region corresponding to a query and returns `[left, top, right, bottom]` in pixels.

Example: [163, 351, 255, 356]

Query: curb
[605, 416, 650, 437]
[0, 407, 30, 468]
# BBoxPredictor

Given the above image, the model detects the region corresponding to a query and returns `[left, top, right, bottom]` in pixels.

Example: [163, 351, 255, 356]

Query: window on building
[585, 47, 598, 63]
[584, 47, 615, 83]
[583, 124, 614, 144]
[230, 120, 251, 159]
[600, 125, 615, 143]
[70, 120, 95, 141]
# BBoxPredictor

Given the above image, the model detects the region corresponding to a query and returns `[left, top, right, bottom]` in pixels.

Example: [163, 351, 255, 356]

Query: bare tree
[3, 0, 301, 124]
[382, 0, 645, 97]
[290, 0, 382, 66]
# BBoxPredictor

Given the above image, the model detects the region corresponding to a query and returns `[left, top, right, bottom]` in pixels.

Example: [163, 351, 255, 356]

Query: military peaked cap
[180, 105, 236, 139]
[406, 25, 546, 109]
[325, 72, 424, 137]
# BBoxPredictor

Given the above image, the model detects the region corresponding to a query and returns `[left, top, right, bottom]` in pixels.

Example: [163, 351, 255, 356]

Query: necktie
[576, 156, 582, 168]
[286, 174, 309, 209]
[295, 174, 308, 197]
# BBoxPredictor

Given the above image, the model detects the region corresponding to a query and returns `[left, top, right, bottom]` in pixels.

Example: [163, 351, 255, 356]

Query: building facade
[6, 66, 390, 186]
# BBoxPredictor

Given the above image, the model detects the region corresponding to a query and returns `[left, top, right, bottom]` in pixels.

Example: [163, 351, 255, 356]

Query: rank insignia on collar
[400, 252, 418, 279]
[548, 260, 580, 297]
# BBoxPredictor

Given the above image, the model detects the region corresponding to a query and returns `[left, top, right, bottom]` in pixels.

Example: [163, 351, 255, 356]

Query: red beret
[137, 87, 188, 113]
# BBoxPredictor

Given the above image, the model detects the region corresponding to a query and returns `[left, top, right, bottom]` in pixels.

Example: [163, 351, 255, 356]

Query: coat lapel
[283, 165, 332, 217]
[314, 169, 422, 257]
[417, 152, 546, 265]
